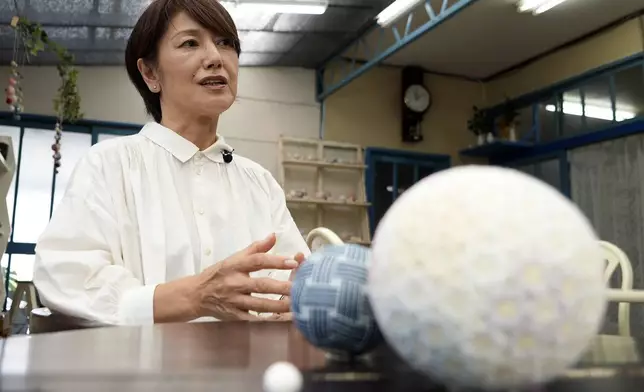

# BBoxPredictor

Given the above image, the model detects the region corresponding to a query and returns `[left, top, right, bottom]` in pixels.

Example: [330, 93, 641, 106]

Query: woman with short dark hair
[32, 0, 309, 326]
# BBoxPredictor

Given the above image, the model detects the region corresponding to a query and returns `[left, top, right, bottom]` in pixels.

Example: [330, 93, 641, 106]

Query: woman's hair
[125, 0, 241, 122]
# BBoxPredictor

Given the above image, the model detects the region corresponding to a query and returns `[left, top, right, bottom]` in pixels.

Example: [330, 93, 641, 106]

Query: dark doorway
[365, 148, 451, 237]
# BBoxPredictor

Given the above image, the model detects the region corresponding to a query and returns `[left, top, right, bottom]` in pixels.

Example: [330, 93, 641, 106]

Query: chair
[305, 227, 344, 250]
[8, 280, 39, 328]
[601, 240, 634, 336]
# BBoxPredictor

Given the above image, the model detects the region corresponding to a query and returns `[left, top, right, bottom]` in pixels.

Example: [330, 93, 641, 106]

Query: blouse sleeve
[265, 172, 310, 281]
[33, 152, 156, 326]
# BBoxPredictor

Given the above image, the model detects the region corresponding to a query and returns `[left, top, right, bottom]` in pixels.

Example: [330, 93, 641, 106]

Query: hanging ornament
[11, 15, 83, 173]
[52, 121, 62, 173]
[6, 61, 24, 120]
[7, 16, 25, 120]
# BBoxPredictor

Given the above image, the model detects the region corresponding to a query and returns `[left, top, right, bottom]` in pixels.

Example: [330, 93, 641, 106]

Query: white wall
[0, 65, 321, 177]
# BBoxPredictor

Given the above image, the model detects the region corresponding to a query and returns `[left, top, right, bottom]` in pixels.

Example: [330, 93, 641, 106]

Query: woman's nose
[202, 41, 223, 69]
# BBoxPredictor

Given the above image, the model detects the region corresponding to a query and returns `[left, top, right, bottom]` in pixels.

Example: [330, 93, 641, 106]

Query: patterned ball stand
[369, 165, 607, 390]
[290, 228, 383, 361]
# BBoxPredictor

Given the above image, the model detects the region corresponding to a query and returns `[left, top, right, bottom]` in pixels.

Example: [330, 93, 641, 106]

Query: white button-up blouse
[33, 122, 310, 326]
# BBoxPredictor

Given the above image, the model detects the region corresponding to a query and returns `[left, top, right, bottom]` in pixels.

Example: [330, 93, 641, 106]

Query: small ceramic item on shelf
[315, 191, 325, 200]
[306, 155, 314, 161]
[338, 194, 347, 203]
[293, 153, 301, 160]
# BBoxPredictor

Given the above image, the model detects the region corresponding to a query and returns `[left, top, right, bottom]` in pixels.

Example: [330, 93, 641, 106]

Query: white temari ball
[369, 165, 607, 390]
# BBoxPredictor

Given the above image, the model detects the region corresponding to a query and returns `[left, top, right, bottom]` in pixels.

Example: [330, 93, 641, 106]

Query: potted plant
[498, 98, 519, 141]
[467, 106, 494, 145]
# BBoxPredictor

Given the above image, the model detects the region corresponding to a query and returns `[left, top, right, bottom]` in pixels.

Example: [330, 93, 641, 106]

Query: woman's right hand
[192, 233, 299, 320]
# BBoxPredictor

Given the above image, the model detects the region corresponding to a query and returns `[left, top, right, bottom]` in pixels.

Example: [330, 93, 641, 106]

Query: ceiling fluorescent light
[533, 0, 568, 14]
[376, 0, 425, 28]
[545, 102, 636, 122]
[222, 0, 328, 15]
[517, 0, 569, 14]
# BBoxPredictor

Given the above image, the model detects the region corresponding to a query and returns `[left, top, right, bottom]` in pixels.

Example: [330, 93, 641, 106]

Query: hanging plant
[10, 16, 83, 172]
[11, 16, 82, 123]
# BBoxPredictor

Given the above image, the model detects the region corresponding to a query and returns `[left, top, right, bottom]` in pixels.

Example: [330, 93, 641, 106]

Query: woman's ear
[137, 58, 160, 93]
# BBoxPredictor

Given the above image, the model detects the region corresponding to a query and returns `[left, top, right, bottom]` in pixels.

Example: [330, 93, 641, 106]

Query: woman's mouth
[198, 75, 228, 90]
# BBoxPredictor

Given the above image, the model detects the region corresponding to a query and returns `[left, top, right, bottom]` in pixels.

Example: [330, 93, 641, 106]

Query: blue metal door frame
[365, 147, 451, 236]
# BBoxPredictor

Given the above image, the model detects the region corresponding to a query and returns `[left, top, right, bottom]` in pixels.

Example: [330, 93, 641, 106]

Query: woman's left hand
[265, 252, 306, 321]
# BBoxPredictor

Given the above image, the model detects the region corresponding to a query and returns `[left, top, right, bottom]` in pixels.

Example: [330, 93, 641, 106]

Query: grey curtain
[569, 133, 644, 335]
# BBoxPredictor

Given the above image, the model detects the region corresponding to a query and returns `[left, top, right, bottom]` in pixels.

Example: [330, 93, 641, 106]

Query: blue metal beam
[316, 0, 481, 102]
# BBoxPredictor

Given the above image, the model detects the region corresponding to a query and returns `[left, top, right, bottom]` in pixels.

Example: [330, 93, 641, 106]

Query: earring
[152, 85, 158, 91]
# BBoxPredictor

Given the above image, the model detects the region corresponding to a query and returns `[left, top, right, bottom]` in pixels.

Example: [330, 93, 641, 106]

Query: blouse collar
[139, 122, 234, 164]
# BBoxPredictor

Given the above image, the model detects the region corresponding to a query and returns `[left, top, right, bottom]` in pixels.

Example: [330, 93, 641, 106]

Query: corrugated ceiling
[0, 0, 390, 67]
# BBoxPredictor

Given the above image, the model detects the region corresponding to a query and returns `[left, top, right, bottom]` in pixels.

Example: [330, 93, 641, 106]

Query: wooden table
[1, 322, 644, 391]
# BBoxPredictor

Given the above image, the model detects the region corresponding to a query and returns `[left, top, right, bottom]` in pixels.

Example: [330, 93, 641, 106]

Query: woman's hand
[192, 233, 300, 320]
[263, 251, 306, 322]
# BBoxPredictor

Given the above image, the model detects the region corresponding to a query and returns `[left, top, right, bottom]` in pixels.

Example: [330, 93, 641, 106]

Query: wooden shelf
[279, 136, 371, 247]
[459, 140, 533, 158]
[286, 197, 371, 207]
[282, 159, 366, 170]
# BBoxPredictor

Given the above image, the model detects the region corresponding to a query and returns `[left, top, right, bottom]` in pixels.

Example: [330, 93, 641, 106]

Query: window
[514, 106, 534, 140]
[538, 96, 560, 142]
[488, 59, 644, 145]
[0, 126, 20, 227]
[614, 64, 644, 120]
[12, 128, 56, 243]
[561, 88, 584, 138]
[9, 254, 35, 282]
[579, 76, 614, 134]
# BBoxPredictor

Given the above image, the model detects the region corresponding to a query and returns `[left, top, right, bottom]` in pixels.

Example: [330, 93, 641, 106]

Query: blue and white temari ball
[369, 165, 607, 390]
[291, 244, 383, 356]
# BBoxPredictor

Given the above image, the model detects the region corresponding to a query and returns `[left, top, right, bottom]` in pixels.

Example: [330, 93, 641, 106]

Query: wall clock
[401, 66, 431, 143]
[404, 84, 432, 114]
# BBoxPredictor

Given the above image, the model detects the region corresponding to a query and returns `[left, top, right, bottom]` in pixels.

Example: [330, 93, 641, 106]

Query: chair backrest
[600, 240, 634, 289]
[599, 240, 633, 337]
[305, 227, 344, 251]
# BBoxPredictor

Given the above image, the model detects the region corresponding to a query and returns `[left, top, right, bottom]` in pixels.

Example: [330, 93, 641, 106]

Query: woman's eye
[216, 38, 234, 47]
[180, 39, 198, 47]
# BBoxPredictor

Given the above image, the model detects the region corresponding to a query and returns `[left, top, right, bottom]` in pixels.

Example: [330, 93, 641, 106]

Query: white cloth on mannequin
[33, 122, 309, 326]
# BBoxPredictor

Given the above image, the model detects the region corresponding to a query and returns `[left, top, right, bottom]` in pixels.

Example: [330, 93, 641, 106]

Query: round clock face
[404, 85, 431, 113]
